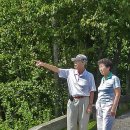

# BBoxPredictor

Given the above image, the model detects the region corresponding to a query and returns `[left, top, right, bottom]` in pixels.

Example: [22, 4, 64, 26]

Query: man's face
[99, 63, 110, 76]
[74, 60, 84, 69]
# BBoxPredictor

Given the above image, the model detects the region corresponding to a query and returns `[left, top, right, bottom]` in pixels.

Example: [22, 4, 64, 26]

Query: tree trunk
[112, 41, 122, 75]
[53, 43, 61, 117]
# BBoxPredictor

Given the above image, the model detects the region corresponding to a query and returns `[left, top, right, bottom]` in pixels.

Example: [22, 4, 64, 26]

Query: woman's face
[99, 63, 110, 76]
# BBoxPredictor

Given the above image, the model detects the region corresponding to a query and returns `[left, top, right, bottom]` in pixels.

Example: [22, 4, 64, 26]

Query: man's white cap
[71, 54, 88, 62]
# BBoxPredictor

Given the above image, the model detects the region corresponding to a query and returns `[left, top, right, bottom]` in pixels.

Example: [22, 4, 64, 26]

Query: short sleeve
[58, 69, 69, 79]
[90, 74, 96, 91]
[113, 76, 121, 89]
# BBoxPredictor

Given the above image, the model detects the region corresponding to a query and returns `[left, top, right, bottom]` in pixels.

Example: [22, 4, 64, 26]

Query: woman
[96, 58, 121, 130]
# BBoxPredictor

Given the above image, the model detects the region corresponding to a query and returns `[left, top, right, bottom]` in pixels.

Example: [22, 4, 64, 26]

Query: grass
[88, 120, 96, 130]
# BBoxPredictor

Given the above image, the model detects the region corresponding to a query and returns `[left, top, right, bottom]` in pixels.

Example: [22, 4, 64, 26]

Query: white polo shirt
[97, 72, 121, 103]
[58, 68, 96, 96]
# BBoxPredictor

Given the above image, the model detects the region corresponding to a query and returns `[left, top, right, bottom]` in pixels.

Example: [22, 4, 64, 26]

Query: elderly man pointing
[36, 54, 96, 130]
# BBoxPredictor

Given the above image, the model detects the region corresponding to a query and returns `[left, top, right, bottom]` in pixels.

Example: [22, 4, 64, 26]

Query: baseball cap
[71, 54, 88, 62]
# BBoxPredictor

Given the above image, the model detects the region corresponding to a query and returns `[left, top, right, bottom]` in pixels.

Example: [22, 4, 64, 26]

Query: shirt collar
[103, 72, 112, 81]
[74, 69, 87, 76]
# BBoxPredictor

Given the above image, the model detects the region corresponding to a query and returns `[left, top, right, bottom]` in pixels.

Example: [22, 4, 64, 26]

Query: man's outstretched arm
[36, 60, 60, 73]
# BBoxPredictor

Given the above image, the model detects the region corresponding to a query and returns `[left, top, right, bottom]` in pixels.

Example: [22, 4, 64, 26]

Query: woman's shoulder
[112, 74, 120, 82]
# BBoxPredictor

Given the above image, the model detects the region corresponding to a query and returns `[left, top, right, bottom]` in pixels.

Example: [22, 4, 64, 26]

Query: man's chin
[74, 67, 77, 69]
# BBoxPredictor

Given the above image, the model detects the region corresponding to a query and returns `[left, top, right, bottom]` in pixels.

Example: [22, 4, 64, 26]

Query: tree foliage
[0, 0, 130, 129]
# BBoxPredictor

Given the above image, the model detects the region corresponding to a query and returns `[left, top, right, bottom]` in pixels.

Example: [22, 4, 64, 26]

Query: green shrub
[0, 80, 54, 129]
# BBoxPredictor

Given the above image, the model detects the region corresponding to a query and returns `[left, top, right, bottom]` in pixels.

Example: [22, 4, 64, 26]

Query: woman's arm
[111, 87, 121, 116]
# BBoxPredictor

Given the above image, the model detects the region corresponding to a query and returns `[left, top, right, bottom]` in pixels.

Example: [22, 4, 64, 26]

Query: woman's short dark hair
[98, 58, 113, 70]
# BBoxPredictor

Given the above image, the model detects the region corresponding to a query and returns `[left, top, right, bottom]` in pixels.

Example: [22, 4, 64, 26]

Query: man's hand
[36, 60, 44, 67]
[86, 104, 92, 114]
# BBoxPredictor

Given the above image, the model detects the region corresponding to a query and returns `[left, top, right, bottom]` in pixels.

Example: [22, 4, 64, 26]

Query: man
[96, 58, 121, 130]
[36, 54, 96, 130]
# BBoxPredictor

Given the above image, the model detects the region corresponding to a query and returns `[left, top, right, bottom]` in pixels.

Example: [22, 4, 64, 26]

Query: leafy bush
[0, 0, 130, 129]
[0, 80, 54, 129]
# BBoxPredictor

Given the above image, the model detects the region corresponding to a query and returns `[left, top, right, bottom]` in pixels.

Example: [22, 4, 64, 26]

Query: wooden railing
[29, 95, 130, 130]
